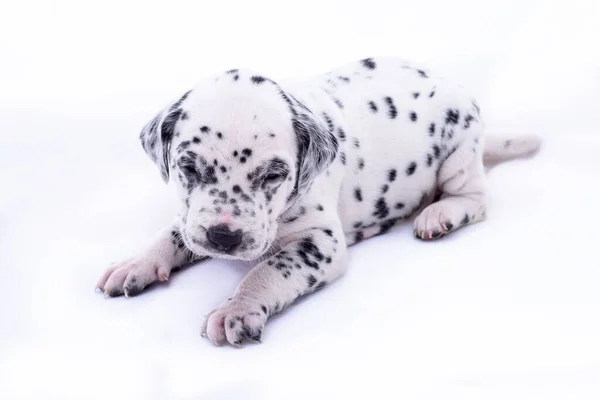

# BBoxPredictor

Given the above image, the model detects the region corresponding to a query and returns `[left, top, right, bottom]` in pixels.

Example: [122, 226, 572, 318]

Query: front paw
[95, 257, 171, 298]
[201, 298, 267, 347]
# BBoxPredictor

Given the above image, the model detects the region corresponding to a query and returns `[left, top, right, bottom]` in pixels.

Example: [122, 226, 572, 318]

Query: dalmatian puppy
[96, 57, 540, 347]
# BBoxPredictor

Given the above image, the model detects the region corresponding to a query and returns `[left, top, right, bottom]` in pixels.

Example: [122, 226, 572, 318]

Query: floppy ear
[286, 95, 339, 201]
[139, 90, 191, 182]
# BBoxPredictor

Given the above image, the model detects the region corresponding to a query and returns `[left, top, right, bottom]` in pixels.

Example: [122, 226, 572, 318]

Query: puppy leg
[96, 222, 205, 297]
[201, 225, 347, 347]
[414, 135, 487, 240]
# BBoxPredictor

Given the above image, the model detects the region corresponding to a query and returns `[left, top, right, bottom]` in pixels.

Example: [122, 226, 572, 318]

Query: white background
[1, 0, 599, 398]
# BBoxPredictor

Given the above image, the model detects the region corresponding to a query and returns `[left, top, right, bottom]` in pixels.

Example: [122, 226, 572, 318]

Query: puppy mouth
[180, 228, 268, 261]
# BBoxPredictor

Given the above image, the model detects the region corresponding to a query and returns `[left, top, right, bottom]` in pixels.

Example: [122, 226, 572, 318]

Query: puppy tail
[483, 134, 542, 169]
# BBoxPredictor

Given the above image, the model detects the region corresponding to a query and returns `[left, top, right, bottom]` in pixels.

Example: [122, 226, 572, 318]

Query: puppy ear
[139, 90, 191, 182]
[287, 95, 339, 201]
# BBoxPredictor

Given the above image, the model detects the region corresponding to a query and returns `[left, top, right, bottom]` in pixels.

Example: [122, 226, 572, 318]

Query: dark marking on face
[216, 131, 223, 139]
[368, 101, 378, 113]
[429, 90, 435, 98]
[417, 69, 428, 78]
[220, 166, 227, 173]
[240, 157, 246, 164]
[406, 162, 417, 176]
[373, 197, 390, 219]
[200, 126, 210, 133]
[269, 132, 276, 138]
[412, 92, 420, 99]
[388, 169, 397, 182]
[192, 136, 201, 144]
[445, 109, 460, 125]
[323, 229, 333, 237]
[232, 185, 242, 194]
[409, 111, 418, 122]
[242, 148, 252, 157]
[381, 184, 389, 194]
[353, 138, 360, 148]
[361, 58, 376, 69]
[357, 158, 365, 170]
[395, 202, 405, 209]
[316, 204, 324, 211]
[433, 144, 441, 158]
[384, 97, 397, 119]
[233, 150, 238, 157]
[251, 76, 266, 84]
[354, 187, 363, 202]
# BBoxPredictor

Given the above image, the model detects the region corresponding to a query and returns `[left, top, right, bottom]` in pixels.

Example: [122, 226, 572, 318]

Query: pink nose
[219, 211, 233, 225]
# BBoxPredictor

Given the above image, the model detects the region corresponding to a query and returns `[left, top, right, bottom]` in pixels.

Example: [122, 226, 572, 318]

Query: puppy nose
[207, 224, 242, 251]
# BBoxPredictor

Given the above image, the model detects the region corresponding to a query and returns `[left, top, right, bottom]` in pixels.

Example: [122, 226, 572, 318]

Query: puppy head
[140, 70, 338, 260]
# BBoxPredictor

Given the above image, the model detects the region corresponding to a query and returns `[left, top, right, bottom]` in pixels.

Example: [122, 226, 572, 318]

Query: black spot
[216, 131, 223, 139]
[368, 101, 378, 113]
[316, 205, 324, 211]
[429, 90, 435, 98]
[269, 132, 276, 138]
[333, 97, 344, 109]
[412, 92, 420, 99]
[428, 123, 436, 136]
[379, 219, 396, 234]
[226, 69, 239, 74]
[354, 188, 363, 202]
[233, 150, 238, 157]
[220, 166, 227, 173]
[322, 112, 335, 132]
[361, 58, 376, 69]
[464, 114, 475, 129]
[240, 157, 246, 164]
[323, 229, 333, 237]
[417, 69, 428, 78]
[192, 136, 201, 144]
[395, 202, 405, 209]
[381, 184, 389, 194]
[409, 111, 418, 122]
[373, 197, 390, 219]
[200, 126, 210, 133]
[406, 162, 417, 176]
[315, 281, 327, 290]
[340, 152, 346, 165]
[242, 148, 252, 157]
[384, 97, 397, 119]
[357, 158, 365, 170]
[426, 154, 433, 167]
[337, 127, 346, 141]
[445, 109, 460, 125]
[261, 305, 268, 314]
[232, 185, 242, 194]
[353, 138, 360, 148]
[337, 75, 350, 82]
[180, 111, 188, 120]
[388, 169, 397, 182]
[307, 275, 317, 287]
[432, 144, 441, 158]
[461, 214, 470, 225]
[354, 231, 364, 242]
[353, 221, 362, 229]
[251, 76, 266, 84]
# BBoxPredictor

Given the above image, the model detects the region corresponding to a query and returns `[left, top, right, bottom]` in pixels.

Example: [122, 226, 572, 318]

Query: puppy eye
[264, 173, 283, 182]
[182, 165, 198, 176]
